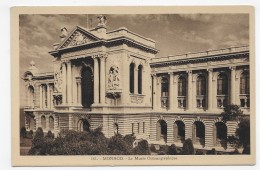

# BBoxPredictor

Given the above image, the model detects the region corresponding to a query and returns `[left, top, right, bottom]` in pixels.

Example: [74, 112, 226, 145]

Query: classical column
[50, 85, 53, 108]
[93, 56, 100, 104]
[62, 62, 67, 105]
[134, 67, 138, 94]
[100, 55, 106, 104]
[47, 84, 51, 108]
[67, 61, 72, 105]
[39, 84, 42, 108]
[207, 69, 213, 111]
[157, 76, 162, 108]
[168, 72, 174, 110]
[230, 66, 236, 104]
[152, 74, 157, 109]
[187, 70, 193, 110]
[172, 75, 178, 110]
[77, 81, 82, 105]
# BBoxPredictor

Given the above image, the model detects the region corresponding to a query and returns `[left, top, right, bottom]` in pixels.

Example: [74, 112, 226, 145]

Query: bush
[159, 145, 169, 153]
[182, 139, 194, 155]
[46, 131, 55, 139]
[132, 139, 150, 155]
[206, 148, 216, 155]
[195, 150, 204, 155]
[150, 144, 156, 152]
[230, 148, 240, 155]
[158, 151, 166, 155]
[20, 127, 27, 138]
[242, 145, 250, 154]
[107, 134, 132, 155]
[167, 144, 177, 155]
[27, 130, 34, 139]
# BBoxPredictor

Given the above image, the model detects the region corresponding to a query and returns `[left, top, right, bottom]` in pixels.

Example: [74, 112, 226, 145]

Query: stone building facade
[23, 16, 250, 151]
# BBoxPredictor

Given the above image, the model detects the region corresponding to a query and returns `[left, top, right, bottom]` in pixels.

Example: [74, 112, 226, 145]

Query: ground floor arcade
[24, 111, 240, 151]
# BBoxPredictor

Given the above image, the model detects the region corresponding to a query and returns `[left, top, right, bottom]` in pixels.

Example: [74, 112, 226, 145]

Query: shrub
[159, 145, 169, 153]
[27, 130, 34, 139]
[230, 148, 240, 155]
[167, 144, 178, 155]
[28, 127, 45, 155]
[158, 151, 166, 155]
[107, 134, 132, 155]
[182, 139, 194, 155]
[150, 144, 156, 152]
[20, 127, 27, 138]
[206, 148, 216, 155]
[242, 145, 250, 154]
[123, 134, 136, 146]
[195, 150, 204, 155]
[132, 140, 150, 155]
[46, 131, 55, 139]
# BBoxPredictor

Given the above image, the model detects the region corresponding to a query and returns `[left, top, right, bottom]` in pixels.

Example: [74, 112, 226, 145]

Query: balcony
[240, 94, 250, 108]
[196, 95, 206, 108]
[177, 96, 186, 108]
[216, 95, 228, 108]
[160, 96, 168, 109]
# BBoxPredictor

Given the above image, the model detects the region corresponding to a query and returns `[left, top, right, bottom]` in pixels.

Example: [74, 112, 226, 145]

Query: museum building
[23, 16, 250, 151]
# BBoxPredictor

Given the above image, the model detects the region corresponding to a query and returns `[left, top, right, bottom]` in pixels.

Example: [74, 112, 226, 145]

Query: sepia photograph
[12, 6, 255, 166]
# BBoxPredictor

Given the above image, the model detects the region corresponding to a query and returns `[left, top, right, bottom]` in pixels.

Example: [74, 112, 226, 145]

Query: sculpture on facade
[54, 66, 62, 93]
[97, 15, 107, 27]
[106, 65, 121, 99]
[108, 66, 120, 90]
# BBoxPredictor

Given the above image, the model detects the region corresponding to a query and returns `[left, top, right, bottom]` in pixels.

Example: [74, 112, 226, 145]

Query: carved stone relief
[108, 65, 120, 90]
[54, 65, 62, 93]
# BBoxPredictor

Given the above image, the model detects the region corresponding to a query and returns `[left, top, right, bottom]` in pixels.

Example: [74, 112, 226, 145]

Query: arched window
[178, 76, 186, 96]
[240, 71, 250, 94]
[196, 75, 206, 95]
[217, 74, 228, 95]
[129, 63, 135, 93]
[28, 86, 35, 107]
[161, 77, 169, 97]
[41, 115, 46, 130]
[42, 84, 47, 108]
[49, 116, 54, 130]
[138, 65, 143, 94]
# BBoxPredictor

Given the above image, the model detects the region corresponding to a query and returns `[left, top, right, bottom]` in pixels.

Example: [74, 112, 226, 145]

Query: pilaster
[168, 72, 174, 111]
[207, 69, 213, 111]
[93, 55, 100, 105]
[62, 62, 67, 105]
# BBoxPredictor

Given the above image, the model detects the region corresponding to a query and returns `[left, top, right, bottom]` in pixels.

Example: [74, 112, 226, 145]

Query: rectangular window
[132, 123, 134, 133]
[137, 123, 140, 134]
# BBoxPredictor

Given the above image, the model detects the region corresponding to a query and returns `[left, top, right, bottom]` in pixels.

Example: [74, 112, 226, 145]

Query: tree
[182, 139, 194, 155]
[236, 118, 250, 149]
[226, 118, 250, 154]
[220, 104, 243, 122]
[20, 127, 27, 138]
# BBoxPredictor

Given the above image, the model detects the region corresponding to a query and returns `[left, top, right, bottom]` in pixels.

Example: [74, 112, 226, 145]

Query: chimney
[60, 27, 68, 41]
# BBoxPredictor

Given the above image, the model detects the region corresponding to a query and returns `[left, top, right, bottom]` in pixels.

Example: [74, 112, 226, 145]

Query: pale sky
[19, 14, 249, 106]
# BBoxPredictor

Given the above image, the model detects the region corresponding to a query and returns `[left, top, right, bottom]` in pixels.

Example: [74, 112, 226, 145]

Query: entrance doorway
[81, 66, 94, 108]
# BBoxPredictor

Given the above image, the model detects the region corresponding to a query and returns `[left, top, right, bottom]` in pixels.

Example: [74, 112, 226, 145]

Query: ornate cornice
[150, 52, 249, 68]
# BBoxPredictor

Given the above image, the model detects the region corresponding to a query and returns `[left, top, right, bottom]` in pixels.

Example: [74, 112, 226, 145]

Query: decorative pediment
[58, 27, 100, 50]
